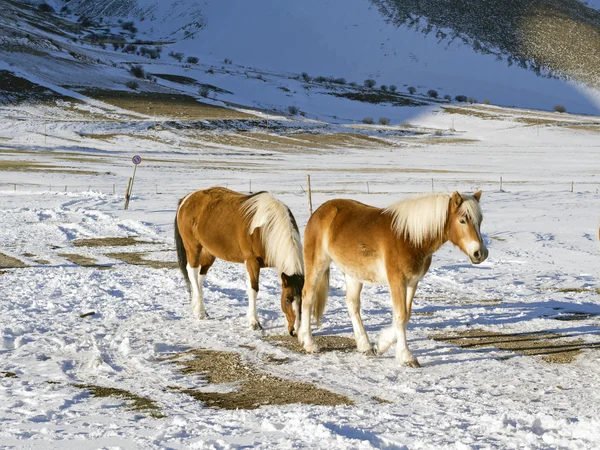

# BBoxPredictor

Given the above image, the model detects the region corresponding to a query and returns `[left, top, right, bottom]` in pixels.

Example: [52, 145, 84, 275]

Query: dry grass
[174, 349, 353, 409]
[73, 237, 152, 247]
[106, 252, 178, 269]
[74, 384, 165, 418]
[515, 117, 562, 126]
[0, 160, 100, 175]
[264, 334, 357, 353]
[0, 252, 26, 268]
[83, 89, 254, 120]
[442, 107, 502, 120]
[431, 329, 600, 363]
[59, 253, 111, 269]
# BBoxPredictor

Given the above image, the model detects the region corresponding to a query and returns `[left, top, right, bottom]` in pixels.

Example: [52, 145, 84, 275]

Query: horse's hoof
[362, 345, 377, 357]
[304, 342, 320, 353]
[196, 313, 209, 320]
[250, 321, 263, 331]
[403, 359, 421, 368]
[289, 329, 297, 337]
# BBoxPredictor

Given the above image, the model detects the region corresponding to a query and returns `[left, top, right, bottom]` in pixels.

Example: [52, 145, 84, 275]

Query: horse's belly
[334, 258, 387, 285]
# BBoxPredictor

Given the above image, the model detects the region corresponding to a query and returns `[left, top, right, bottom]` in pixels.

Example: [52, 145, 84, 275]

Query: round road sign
[132, 155, 142, 165]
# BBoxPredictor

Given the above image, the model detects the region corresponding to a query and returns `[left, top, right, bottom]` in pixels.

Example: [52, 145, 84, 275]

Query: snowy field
[1, 104, 600, 449]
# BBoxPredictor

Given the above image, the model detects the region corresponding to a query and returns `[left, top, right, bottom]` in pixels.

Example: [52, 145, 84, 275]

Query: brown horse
[174, 187, 304, 335]
[298, 191, 487, 367]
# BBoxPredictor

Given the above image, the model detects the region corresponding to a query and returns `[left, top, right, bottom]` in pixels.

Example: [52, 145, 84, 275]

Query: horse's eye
[459, 219, 466, 224]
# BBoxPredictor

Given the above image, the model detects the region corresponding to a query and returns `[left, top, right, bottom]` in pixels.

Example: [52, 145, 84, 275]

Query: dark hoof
[289, 329, 297, 337]
[251, 321, 263, 331]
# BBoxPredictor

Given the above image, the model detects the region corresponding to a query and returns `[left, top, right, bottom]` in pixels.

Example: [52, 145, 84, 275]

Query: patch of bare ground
[431, 329, 600, 363]
[173, 349, 353, 409]
[34, 259, 51, 265]
[0, 252, 26, 268]
[106, 252, 178, 269]
[265, 334, 357, 353]
[72, 237, 153, 247]
[58, 253, 111, 269]
[566, 125, 600, 132]
[515, 117, 561, 126]
[0, 160, 100, 175]
[74, 384, 165, 418]
[441, 107, 502, 120]
[82, 89, 254, 120]
[400, 136, 480, 146]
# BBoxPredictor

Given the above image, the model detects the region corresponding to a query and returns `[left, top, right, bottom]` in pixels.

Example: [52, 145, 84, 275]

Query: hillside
[1, 0, 600, 118]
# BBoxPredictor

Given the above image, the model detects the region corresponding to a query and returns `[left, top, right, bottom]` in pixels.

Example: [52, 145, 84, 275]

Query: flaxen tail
[174, 199, 190, 292]
[313, 267, 330, 326]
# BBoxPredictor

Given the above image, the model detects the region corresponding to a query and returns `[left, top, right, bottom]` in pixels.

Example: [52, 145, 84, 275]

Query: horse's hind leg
[192, 250, 215, 319]
[245, 258, 262, 331]
[344, 275, 374, 355]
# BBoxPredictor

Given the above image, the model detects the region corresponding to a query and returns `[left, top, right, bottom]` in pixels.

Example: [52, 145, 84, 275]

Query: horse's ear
[281, 273, 290, 287]
[451, 191, 463, 209]
[473, 190, 482, 202]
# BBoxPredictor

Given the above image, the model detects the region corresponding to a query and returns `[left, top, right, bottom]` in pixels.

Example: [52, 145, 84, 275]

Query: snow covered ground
[1, 100, 600, 449]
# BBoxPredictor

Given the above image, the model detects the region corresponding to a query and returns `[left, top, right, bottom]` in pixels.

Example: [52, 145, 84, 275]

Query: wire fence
[2, 177, 600, 198]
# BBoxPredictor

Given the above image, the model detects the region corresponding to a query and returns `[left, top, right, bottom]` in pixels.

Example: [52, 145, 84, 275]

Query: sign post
[124, 155, 142, 210]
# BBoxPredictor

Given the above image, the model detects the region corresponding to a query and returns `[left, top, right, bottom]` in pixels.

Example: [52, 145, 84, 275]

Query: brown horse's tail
[174, 200, 191, 292]
[313, 267, 330, 327]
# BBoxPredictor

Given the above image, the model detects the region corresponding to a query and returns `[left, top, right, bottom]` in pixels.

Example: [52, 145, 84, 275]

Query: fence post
[571, 181, 574, 193]
[500, 176, 503, 192]
[431, 178, 434, 192]
[306, 174, 313, 216]
[249, 179, 252, 193]
[124, 178, 132, 210]
[367, 181, 370, 194]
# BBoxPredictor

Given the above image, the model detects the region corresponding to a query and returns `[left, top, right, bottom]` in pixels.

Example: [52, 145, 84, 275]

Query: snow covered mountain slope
[3, 0, 600, 118]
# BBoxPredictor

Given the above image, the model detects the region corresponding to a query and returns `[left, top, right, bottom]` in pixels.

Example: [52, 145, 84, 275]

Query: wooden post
[431, 178, 434, 192]
[64, 185, 67, 192]
[500, 176, 503, 192]
[113, 184, 116, 195]
[367, 181, 370, 194]
[249, 179, 252, 193]
[124, 177, 132, 210]
[306, 174, 313, 216]
[13, 184, 16, 191]
[571, 181, 574, 193]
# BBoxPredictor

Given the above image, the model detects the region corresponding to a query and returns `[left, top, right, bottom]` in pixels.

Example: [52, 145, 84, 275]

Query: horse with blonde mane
[298, 191, 487, 367]
[174, 187, 304, 335]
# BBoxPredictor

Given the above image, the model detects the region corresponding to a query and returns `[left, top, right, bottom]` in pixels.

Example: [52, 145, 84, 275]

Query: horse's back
[177, 187, 251, 262]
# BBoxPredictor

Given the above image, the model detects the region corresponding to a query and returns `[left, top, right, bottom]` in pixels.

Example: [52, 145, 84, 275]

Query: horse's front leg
[245, 258, 262, 331]
[377, 281, 419, 356]
[387, 273, 420, 368]
[345, 275, 374, 355]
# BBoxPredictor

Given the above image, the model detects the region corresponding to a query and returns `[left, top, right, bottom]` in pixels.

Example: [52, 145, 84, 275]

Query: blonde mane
[242, 192, 304, 275]
[383, 193, 482, 246]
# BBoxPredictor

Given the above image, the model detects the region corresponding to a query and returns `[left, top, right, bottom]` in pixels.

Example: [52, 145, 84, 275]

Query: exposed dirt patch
[34, 259, 51, 265]
[106, 251, 178, 269]
[0, 252, 26, 268]
[22, 252, 36, 257]
[0, 70, 77, 105]
[83, 89, 253, 120]
[2, 371, 18, 378]
[431, 329, 600, 363]
[0, 160, 100, 175]
[174, 349, 353, 409]
[264, 334, 357, 353]
[330, 91, 428, 107]
[59, 253, 111, 269]
[72, 237, 153, 247]
[441, 107, 502, 120]
[74, 384, 165, 418]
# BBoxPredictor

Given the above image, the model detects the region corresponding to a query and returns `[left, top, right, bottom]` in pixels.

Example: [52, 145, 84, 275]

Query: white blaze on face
[465, 221, 487, 262]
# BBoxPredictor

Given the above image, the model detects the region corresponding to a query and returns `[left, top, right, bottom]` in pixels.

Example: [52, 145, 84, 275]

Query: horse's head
[281, 273, 304, 336]
[447, 191, 488, 264]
